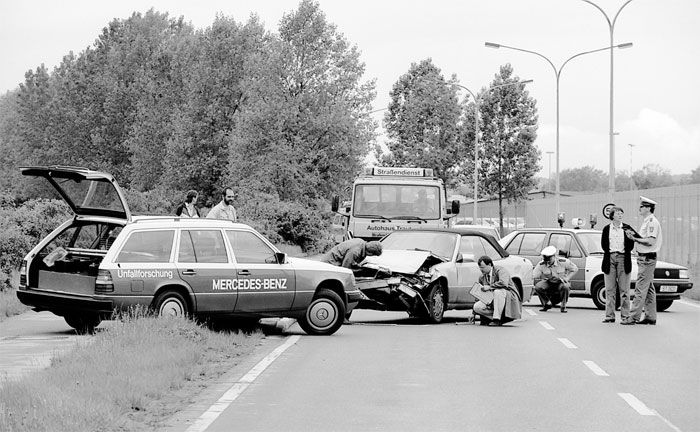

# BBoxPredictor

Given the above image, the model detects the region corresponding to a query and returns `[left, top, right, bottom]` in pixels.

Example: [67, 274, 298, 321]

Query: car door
[226, 230, 296, 313]
[176, 229, 237, 313]
[504, 232, 546, 266]
[455, 234, 485, 304]
[548, 233, 586, 292]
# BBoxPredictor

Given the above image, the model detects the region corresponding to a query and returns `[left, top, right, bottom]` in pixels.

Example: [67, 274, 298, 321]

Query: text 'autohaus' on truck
[332, 167, 461, 241]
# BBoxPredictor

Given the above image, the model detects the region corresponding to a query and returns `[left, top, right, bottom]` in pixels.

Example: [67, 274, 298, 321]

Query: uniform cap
[541, 245, 557, 256]
[639, 196, 657, 206]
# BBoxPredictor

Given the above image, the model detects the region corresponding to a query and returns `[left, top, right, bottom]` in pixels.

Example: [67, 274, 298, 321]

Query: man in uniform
[321, 238, 383, 270]
[207, 188, 237, 222]
[623, 196, 663, 325]
[533, 245, 578, 313]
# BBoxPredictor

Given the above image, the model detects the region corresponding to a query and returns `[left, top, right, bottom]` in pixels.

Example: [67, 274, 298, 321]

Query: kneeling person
[472, 256, 522, 326]
[533, 246, 578, 313]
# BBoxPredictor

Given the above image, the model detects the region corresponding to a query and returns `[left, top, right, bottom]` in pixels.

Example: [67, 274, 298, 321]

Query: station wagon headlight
[679, 269, 689, 279]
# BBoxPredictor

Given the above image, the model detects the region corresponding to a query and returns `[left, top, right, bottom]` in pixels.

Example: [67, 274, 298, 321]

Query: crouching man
[533, 245, 578, 313]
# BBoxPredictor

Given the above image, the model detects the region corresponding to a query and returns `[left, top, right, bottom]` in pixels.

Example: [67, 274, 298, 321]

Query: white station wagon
[17, 166, 359, 335]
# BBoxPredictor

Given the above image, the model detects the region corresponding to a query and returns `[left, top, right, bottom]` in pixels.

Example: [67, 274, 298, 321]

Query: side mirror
[275, 252, 287, 264]
[331, 195, 339, 213]
[456, 253, 464, 263]
[451, 200, 460, 215]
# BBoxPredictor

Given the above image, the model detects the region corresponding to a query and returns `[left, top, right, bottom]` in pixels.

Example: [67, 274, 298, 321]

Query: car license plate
[659, 285, 677, 293]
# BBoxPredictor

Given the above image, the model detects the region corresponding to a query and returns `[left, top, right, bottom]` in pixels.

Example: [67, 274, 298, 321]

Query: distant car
[353, 229, 534, 323]
[17, 166, 359, 335]
[451, 223, 501, 240]
[499, 228, 693, 311]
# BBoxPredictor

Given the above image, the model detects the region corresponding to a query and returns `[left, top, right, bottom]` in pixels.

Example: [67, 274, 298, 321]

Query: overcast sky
[1, 0, 697, 177]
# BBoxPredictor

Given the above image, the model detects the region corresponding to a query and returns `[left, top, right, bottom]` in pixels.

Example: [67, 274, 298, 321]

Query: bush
[0, 226, 32, 289]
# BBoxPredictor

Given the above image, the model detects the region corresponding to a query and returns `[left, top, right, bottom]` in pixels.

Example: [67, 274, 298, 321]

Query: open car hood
[21, 166, 131, 221]
[363, 249, 440, 274]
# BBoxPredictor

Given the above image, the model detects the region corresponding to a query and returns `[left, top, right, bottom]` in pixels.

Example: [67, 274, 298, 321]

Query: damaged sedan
[353, 229, 534, 323]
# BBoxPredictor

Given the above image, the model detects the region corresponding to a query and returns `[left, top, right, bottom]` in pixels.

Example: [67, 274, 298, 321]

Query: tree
[689, 165, 700, 184]
[632, 164, 673, 190]
[382, 59, 467, 185]
[559, 166, 606, 192]
[226, 0, 375, 203]
[478, 64, 539, 231]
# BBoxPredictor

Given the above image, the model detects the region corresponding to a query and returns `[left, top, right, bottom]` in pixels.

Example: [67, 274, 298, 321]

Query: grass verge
[0, 309, 263, 431]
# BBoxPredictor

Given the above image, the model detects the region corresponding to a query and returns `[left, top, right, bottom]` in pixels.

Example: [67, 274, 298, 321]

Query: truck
[331, 167, 460, 241]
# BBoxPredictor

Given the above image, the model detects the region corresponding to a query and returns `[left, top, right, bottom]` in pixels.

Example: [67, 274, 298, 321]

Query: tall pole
[628, 143, 635, 190]
[426, 79, 531, 224]
[546, 151, 554, 190]
[485, 42, 632, 217]
[581, 0, 635, 203]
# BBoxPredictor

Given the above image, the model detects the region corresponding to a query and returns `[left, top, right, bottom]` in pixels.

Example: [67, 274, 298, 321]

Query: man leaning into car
[533, 245, 578, 313]
[321, 238, 383, 270]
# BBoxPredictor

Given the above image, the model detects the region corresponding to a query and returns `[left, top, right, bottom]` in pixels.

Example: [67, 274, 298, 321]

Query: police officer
[622, 196, 663, 325]
[533, 245, 578, 313]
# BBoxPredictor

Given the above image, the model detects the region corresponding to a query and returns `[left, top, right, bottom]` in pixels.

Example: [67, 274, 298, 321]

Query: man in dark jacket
[321, 238, 383, 270]
[600, 205, 636, 323]
[472, 255, 522, 326]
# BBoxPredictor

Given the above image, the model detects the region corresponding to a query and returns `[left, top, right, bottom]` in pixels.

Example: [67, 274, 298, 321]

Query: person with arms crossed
[622, 196, 663, 325]
[207, 187, 237, 222]
[600, 206, 636, 323]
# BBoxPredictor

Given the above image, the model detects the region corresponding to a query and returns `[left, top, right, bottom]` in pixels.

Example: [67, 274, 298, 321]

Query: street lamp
[546, 151, 554, 191]
[485, 41, 633, 215]
[429, 79, 532, 224]
[581, 0, 635, 203]
[628, 143, 635, 190]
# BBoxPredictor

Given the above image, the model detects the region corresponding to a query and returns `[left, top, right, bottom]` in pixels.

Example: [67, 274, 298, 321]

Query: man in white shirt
[623, 196, 662, 325]
[206, 188, 237, 222]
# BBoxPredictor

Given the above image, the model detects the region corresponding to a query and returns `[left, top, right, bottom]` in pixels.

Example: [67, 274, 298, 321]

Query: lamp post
[628, 143, 635, 190]
[546, 151, 554, 191]
[581, 0, 635, 203]
[429, 79, 532, 224]
[485, 41, 632, 215]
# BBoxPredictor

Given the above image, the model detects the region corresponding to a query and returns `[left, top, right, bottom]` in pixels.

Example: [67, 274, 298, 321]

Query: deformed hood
[363, 249, 435, 274]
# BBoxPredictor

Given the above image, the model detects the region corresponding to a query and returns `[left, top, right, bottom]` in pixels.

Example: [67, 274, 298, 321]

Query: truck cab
[332, 167, 459, 241]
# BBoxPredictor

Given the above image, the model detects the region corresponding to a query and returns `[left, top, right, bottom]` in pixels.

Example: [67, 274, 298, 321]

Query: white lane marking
[539, 321, 555, 330]
[618, 393, 683, 430]
[185, 335, 301, 432]
[678, 299, 700, 309]
[558, 338, 577, 349]
[583, 360, 609, 376]
[618, 393, 655, 415]
[525, 309, 537, 316]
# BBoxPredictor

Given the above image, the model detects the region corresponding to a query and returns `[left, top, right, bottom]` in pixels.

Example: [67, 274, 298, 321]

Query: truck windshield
[353, 184, 441, 220]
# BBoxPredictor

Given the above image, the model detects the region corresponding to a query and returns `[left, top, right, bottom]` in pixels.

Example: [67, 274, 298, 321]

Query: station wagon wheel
[64, 313, 101, 335]
[424, 283, 446, 324]
[155, 290, 189, 318]
[298, 289, 345, 336]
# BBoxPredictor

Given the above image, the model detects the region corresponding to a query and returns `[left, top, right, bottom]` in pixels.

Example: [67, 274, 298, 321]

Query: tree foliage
[559, 166, 607, 192]
[478, 64, 539, 229]
[382, 59, 466, 185]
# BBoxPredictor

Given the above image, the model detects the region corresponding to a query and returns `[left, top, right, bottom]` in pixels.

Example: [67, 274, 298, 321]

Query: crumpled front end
[354, 250, 445, 317]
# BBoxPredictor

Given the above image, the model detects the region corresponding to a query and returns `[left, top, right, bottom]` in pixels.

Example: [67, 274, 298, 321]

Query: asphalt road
[175, 298, 700, 432]
[3, 298, 699, 431]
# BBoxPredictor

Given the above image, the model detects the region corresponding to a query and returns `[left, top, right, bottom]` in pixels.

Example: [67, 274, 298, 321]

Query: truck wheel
[298, 289, 345, 336]
[155, 290, 189, 318]
[591, 280, 606, 310]
[656, 300, 673, 312]
[64, 314, 101, 335]
[424, 284, 446, 323]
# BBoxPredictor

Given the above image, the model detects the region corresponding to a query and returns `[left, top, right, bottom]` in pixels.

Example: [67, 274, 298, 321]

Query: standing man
[533, 245, 578, 313]
[600, 206, 635, 323]
[321, 238, 383, 270]
[623, 196, 663, 325]
[207, 188, 237, 222]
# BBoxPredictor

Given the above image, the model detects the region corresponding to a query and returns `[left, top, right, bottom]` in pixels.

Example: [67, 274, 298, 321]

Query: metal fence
[476, 184, 700, 284]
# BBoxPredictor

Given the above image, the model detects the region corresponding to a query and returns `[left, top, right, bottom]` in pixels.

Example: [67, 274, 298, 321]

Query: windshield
[353, 184, 441, 219]
[381, 231, 457, 260]
[577, 232, 603, 254]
